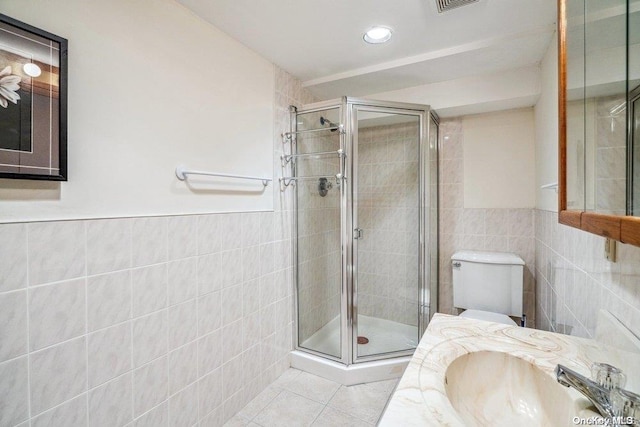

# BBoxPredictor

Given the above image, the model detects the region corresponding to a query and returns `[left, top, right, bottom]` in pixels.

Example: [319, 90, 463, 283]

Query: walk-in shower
[280, 97, 438, 384]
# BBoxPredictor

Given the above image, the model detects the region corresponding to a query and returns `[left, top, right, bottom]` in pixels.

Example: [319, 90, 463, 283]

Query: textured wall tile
[168, 299, 198, 350]
[0, 223, 27, 292]
[169, 383, 199, 427]
[241, 246, 260, 282]
[222, 355, 243, 400]
[86, 218, 131, 275]
[29, 279, 86, 351]
[242, 278, 260, 316]
[220, 249, 243, 288]
[0, 290, 27, 362]
[167, 258, 197, 306]
[198, 368, 223, 418]
[133, 356, 168, 417]
[30, 337, 87, 415]
[198, 329, 222, 377]
[88, 373, 133, 427]
[197, 214, 221, 255]
[168, 216, 197, 261]
[132, 264, 167, 317]
[168, 342, 198, 395]
[88, 322, 132, 388]
[31, 394, 87, 427]
[198, 291, 221, 337]
[241, 213, 261, 248]
[0, 356, 29, 426]
[219, 214, 242, 251]
[132, 217, 167, 267]
[197, 253, 222, 295]
[28, 221, 85, 286]
[221, 284, 243, 326]
[132, 310, 168, 368]
[87, 270, 131, 332]
[222, 319, 243, 363]
[132, 402, 168, 427]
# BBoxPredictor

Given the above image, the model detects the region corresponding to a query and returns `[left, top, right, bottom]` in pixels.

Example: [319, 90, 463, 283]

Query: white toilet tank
[452, 250, 524, 317]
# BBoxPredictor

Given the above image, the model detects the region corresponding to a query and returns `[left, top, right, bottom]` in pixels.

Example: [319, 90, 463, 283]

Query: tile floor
[224, 368, 398, 426]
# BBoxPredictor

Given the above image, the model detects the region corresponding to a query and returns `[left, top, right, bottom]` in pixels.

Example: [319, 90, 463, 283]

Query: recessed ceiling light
[23, 63, 41, 78]
[363, 26, 393, 44]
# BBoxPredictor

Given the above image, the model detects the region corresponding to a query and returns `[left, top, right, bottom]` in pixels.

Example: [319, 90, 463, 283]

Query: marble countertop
[378, 314, 640, 427]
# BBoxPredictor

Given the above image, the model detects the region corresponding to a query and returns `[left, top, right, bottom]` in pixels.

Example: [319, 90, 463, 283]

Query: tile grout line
[26, 223, 32, 426]
[84, 221, 90, 426]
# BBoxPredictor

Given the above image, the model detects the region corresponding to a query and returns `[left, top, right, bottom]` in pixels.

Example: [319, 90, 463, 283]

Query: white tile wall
[535, 209, 640, 338]
[0, 65, 306, 427]
[438, 118, 536, 324]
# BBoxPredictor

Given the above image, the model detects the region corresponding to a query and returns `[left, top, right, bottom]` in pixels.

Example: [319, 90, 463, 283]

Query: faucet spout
[555, 364, 614, 418]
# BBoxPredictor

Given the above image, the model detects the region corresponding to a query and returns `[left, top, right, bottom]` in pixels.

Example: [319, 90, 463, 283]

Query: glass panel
[566, 0, 587, 211]
[584, 0, 627, 215]
[295, 107, 342, 359]
[427, 115, 439, 325]
[355, 109, 420, 358]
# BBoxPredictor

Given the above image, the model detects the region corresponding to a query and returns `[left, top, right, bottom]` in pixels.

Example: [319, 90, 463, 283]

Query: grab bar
[281, 149, 344, 163]
[175, 165, 272, 186]
[279, 173, 344, 187]
[282, 124, 344, 140]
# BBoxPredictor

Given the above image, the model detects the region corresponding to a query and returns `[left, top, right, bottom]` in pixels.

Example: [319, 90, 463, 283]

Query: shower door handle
[354, 228, 364, 239]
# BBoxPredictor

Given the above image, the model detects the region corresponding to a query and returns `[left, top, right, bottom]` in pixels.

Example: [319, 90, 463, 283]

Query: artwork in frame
[0, 14, 67, 181]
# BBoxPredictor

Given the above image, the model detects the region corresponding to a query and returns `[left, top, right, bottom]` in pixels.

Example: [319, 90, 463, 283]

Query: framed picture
[0, 14, 67, 181]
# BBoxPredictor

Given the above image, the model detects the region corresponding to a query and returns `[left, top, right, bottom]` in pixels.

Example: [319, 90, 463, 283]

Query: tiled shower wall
[594, 95, 627, 215]
[0, 66, 307, 427]
[535, 210, 640, 339]
[438, 118, 536, 325]
[357, 122, 420, 326]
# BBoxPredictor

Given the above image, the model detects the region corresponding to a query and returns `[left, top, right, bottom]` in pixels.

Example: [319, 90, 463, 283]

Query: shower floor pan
[291, 315, 418, 385]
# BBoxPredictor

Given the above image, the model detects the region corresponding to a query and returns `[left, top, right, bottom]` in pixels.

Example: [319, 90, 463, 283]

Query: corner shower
[280, 97, 438, 384]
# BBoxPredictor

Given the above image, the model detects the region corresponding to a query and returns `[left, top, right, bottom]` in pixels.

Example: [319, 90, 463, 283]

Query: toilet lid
[459, 309, 518, 326]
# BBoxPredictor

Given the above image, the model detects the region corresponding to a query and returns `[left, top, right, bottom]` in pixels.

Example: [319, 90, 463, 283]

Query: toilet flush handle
[452, 261, 461, 268]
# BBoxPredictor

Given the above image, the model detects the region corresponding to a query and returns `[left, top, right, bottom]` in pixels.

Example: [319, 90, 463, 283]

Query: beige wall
[535, 35, 559, 212]
[462, 108, 536, 209]
[439, 117, 536, 324]
[0, 0, 274, 222]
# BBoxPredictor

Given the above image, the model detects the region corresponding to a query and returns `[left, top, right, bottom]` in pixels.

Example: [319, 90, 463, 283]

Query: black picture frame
[0, 14, 67, 181]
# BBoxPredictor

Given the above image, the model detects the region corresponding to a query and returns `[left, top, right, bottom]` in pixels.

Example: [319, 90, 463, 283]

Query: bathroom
[0, 0, 639, 426]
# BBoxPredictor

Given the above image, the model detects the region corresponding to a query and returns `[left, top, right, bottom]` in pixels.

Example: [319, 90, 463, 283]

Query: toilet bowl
[459, 309, 517, 326]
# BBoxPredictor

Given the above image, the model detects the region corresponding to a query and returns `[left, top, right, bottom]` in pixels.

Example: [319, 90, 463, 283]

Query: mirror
[559, 0, 640, 244]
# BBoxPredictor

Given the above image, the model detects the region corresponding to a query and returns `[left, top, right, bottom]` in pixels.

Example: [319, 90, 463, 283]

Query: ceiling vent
[435, 0, 479, 13]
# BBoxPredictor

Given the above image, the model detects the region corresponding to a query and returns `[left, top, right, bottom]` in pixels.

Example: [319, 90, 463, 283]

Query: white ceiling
[177, 0, 556, 102]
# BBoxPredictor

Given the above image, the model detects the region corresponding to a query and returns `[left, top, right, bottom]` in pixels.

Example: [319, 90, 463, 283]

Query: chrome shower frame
[289, 96, 438, 366]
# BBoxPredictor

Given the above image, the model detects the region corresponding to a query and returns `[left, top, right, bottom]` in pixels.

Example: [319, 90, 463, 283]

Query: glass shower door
[352, 105, 424, 360]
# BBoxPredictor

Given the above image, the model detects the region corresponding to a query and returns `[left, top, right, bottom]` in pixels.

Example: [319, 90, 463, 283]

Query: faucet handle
[610, 388, 640, 425]
[591, 362, 626, 390]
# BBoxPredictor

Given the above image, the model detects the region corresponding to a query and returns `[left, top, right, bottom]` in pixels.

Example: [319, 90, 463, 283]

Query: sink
[444, 351, 589, 426]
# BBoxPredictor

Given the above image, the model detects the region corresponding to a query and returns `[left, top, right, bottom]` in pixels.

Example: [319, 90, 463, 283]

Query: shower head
[320, 116, 338, 132]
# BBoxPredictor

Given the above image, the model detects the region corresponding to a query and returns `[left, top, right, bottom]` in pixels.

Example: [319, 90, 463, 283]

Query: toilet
[451, 250, 524, 326]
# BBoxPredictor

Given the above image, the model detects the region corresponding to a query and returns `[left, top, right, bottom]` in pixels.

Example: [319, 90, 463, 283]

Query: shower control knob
[354, 228, 364, 240]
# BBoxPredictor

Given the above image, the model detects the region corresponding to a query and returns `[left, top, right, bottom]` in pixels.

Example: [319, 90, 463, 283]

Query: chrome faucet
[555, 364, 615, 418]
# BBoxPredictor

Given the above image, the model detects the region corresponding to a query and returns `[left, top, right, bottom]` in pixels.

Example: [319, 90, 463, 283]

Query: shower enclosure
[281, 97, 438, 381]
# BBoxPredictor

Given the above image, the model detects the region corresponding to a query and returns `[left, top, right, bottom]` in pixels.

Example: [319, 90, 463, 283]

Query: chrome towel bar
[175, 165, 272, 186]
